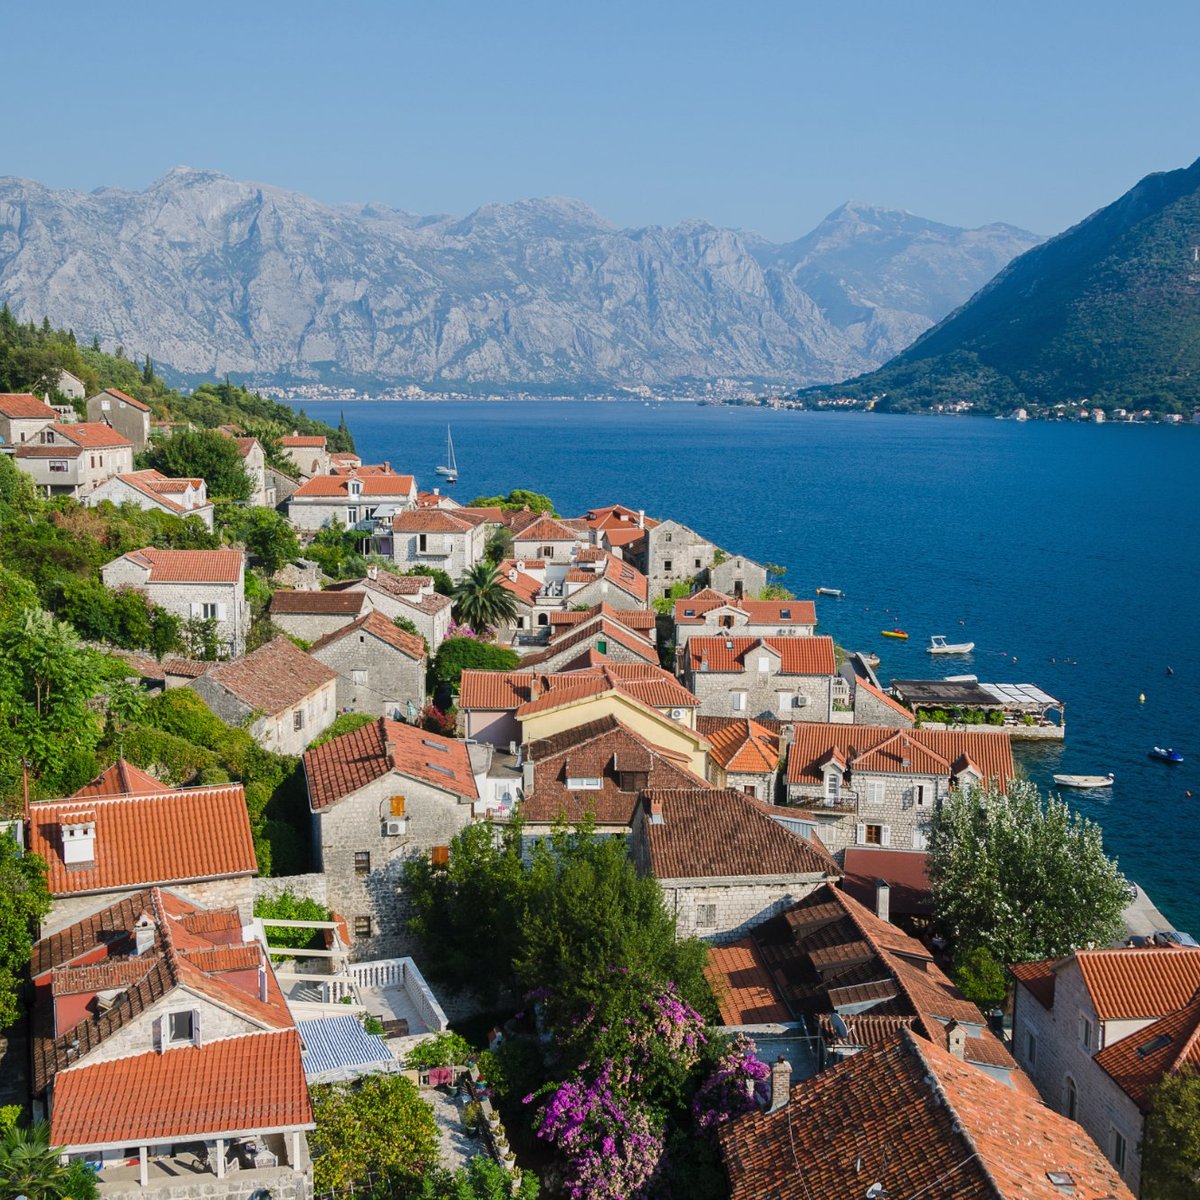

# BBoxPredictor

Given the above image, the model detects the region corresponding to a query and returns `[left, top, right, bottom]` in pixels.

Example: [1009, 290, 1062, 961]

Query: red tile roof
[550, 604, 657, 633]
[198, 636, 336, 713]
[513, 514, 580, 543]
[71, 759, 168, 798]
[497, 560, 541, 605]
[697, 717, 781, 774]
[785, 723, 1015, 789]
[705, 939, 794, 1026]
[292, 473, 415, 498]
[50, 1029, 313, 1147]
[0, 392, 58, 419]
[390, 508, 474, 532]
[1010, 959, 1058, 1009]
[674, 594, 816, 626]
[28, 781, 256, 897]
[269, 588, 371, 615]
[100, 387, 151, 412]
[718, 1027, 1133, 1200]
[52, 421, 134, 449]
[687, 635, 836, 675]
[841, 849, 932, 916]
[304, 718, 477, 809]
[281, 435, 326, 447]
[637, 788, 838, 880]
[117, 547, 244, 583]
[566, 550, 649, 603]
[461, 663, 696, 718]
[107, 470, 202, 516]
[1094, 992, 1200, 1112]
[309, 610, 426, 660]
[1072, 947, 1200, 1020]
[521, 716, 709, 825]
[520, 614, 658, 667]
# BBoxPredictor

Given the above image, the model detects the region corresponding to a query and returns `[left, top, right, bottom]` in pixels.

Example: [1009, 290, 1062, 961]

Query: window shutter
[190, 602, 201, 617]
[390, 795, 406, 817]
[881, 825, 892, 847]
[152, 1016, 163, 1053]
[855, 823, 866, 845]
[193, 1007, 201, 1045]
[216, 603, 227, 621]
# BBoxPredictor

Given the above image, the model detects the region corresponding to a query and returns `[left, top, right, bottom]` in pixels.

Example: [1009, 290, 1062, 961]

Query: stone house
[190, 636, 338, 756]
[579, 504, 652, 567]
[101, 547, 250, 657]
[27, 759, 257, 935]
[674, 593, 817, 655]
[379, 508, 485, 579]
[682, 635, 838, 722]
[519, 611, 660, 673]
[716, 1027, 1132, 1200]
[288, 472, 418, 535]
[268, 588, 373, 643]
[30, 888, 313, 1194]
[548, 603, 657, 645]
[86, 387, 152, 449]
[15, 422, 134, 497]
[1009, 948, 1200, 1193]
[697, 716, 782, 801]
[218, 432, 274, 507]
[0, 391, 57, 445]
[516, 715, 711, 841]
[87, 468, 215, 529]
[709, 554, 768, 599]
[327, 569, 452, 651]
[303, 719, 480, 959]
[309, 610, 427, 719]
[630, 788, 839, 944]
[851, 674, 916, 727]
[645, 518, 716, 599]
[510, 514, 584, 563]
[562, 547, 649, 611]
[783, 723, 1015, 858]
[55, 369, 87, 401]
[495, 559, 544, 640]
[279, 433, 329, 478]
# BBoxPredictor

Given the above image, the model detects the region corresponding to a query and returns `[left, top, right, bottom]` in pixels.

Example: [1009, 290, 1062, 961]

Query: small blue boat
[1149, 746, 1184, 764]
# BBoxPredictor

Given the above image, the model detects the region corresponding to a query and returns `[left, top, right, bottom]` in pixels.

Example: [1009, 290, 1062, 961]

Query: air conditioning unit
[793, 696, 809, 707]
[670, 708, 687, 721]
[383, 818, 407, 837]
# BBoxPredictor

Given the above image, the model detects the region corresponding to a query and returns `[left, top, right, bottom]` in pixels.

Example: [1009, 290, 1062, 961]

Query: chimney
[59, 811, 96, 866]
[133, 911, 156, 956]
[508, 569, 518, 582]
[945, 1020, 967, 1060]
[433, 486, 439, 496]
[637, 509, 645, 529]
[645, 794, 664, 825]
[875, 879, 891, 923]
[367, 564, 379, 581]
[528, 677, 541, 701]
[516, 560, 525, 572]
[767, 1056, 792, 1112]
[384, 735, 397, 765]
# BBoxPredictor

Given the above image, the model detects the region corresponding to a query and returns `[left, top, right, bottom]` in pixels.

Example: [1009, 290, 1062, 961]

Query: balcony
[787, 790, 858, 816]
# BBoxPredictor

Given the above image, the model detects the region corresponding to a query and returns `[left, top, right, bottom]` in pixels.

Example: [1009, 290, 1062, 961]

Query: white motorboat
[1053, 773, 1114, 790]
[434, 426, 458, 482]
[816, 587, 844, 598]
[928, 635, 975, 655]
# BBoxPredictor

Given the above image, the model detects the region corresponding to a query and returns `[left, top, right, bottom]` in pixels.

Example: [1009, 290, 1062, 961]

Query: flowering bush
[529, 1058, 665, 1200]
[691, 1035, 770, 1133]
[446, 619, 485, 641]
[419, 703, 458, 736]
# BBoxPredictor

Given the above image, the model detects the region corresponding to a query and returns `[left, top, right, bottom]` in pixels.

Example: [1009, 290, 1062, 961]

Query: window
[354, 916, 372, 939]
[1111, 1128, 1126, 1173]
[596, 639, 608, 654]
[567, 776, 603, 790]
[777, 692, 793, 712]
[1025, 1031, 1037, 1066]
[1079, 1015, 1094, 1051]
[864, 824, 883, 845]
[49, 459, 69, 473]
[663, 559, 673, 572]
[352, 669, 368, 686]
[694, 558, 702, 569]
[1065, 1076, 1078, 1120]
[696, 903, 717, 928]
[866, 779, 886, 807]
[293, 709, 304, 732]
[168, 1010, 195, 1043]
[743, 784, 758, 798]
[540, 546, 553, 559]
[354, 850, 371, 875]
[90, 455, 96, 468]
[347, 507, 359, 523]
[732, 691, 747, 712]
[825, 773, 841, 802]
[418, 533, 428, 552]
[101, 398, 111, 411]
[431, 845, 450, 868]
[914, 783, 929, 807]
[619, 772, 648, 792]
[201, 602, 219, 619]
[780, 608, 791, 619]
[757, 656, 770, 673]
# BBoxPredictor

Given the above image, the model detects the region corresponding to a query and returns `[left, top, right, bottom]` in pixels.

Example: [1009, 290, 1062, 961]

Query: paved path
[426, 1088, 479, 1173]
[1121, 881, 1176, 939]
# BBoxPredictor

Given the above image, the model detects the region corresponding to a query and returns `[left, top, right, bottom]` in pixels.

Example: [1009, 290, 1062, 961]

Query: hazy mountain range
[0, 167, 1040, 390]
[802, 157, 1200, 413]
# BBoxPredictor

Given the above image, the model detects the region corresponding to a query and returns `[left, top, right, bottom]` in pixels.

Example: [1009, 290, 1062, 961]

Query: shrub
[431, 638, 520, 688]
[405, 1031, 476, 1070]
[309, 711, 376, 748]
[254, 890, 332, 951]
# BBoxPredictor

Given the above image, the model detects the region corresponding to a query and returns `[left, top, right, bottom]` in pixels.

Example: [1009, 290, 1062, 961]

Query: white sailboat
[435, 426, 458, 483]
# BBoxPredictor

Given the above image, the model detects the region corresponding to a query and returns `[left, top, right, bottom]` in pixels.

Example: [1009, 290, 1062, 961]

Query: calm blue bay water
[293, 400, 1200, 931]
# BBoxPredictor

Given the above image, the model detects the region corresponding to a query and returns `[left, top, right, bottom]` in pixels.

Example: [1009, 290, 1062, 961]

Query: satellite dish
[866, 1186, 888, 1200]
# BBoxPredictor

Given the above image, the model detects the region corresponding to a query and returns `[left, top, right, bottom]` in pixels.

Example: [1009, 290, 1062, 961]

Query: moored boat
[861, 652, 881, 667]
[880, 628, 908, 640]
[1149, 746, 1184, 764]
[1053, 773, 1114, 789]
[435, 426, 458, 482]
[816, 587, 844, 598]
[928, 635, 975, 655]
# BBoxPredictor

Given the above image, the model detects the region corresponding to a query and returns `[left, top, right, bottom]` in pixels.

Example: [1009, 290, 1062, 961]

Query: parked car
[1153, 929, 1200, 948]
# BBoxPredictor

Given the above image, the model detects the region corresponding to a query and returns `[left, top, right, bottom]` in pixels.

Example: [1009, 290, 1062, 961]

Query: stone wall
[97, 1163, 309, 1200]
[646, 520, 714, 600]
[658, 875, 828, 944]
[723, 770, 777, 803]
[271, 609, 363, 644]
[710, 556, 767, 598]
[853, 685, 915, 728]
[310, 634, 425, 719]
[43, 877, 256, 938]
[686, 665, 834, 722]
[253, 874, 328, 906]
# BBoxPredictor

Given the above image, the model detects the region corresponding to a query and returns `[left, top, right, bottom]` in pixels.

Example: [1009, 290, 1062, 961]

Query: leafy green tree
[404, 1031, 475, 1069]
[653, 579, 695, 615]
[253, 890, 332, 952]
[181, 616, 220, 660]
[0, 1120, 97, 1200]
[431, 638, 520, 689]
[0, 828, 52, 1028]
[143, 429, 252, 501]
[307, 711, 376, 748]
[468, 489, 555, 514]
[1142, 1067, 1200, 1199]
[218, 506, 299, 575]
[949, 945, 1008, 1009]
[398, 565, 454, 596]
[418, 1156, 539, 1200]
[484, 524, 514, 563]
[452, 562, 519, 633]
[310, 1074, 439, 1195]
[928, 780, 1128, 966]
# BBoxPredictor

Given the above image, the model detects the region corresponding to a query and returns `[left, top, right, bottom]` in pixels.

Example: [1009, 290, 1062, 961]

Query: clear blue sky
[7, 1, 1200, 241]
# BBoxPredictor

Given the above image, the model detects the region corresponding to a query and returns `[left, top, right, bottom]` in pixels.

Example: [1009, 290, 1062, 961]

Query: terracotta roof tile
[281, 435, 326, 447]
[117, 547, 244, 584]
[514, 515, 580, 542]
[269, 589, 371, 615]
[71, 759, 166, 798]
[50, 1029, 312, 1147]
[0, 392, 58, 419]
[304, 718, 477, 809]
[854, 674, 916, 720]
[718, 1028, 1133, 1200]
[1094, 992, 1200, 1112]
[198, 637, 336, 712]
[522, 716, 709, 824]
[841, 849, 932, 917]
[637, 788, 838, 880]
[390, 508, 475, 532]
[550, 604, 656, 632]
[51, 422, 134, 449]
[520, 615, 658, 667]
[1010, 958, 1058, 1009]
[497, 560, 541, 605]
[309, 610, 426, 659]
[1073, 947, 1200, 1020]
[161, 657, 213, 679]
[688, 635, 836, 675]
[705, 939, 794, 1026]
[674, 594, 816, 626]
[697, 717, 781, 774]
[292, 474, 415, 498]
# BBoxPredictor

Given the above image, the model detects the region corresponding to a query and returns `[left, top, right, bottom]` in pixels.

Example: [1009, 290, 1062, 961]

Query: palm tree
[452, 562, 519, 634]
[0, 1120, 98, 1199]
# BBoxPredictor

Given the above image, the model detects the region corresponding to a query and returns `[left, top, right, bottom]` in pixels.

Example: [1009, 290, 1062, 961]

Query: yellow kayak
[880, 629, 909, 640]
